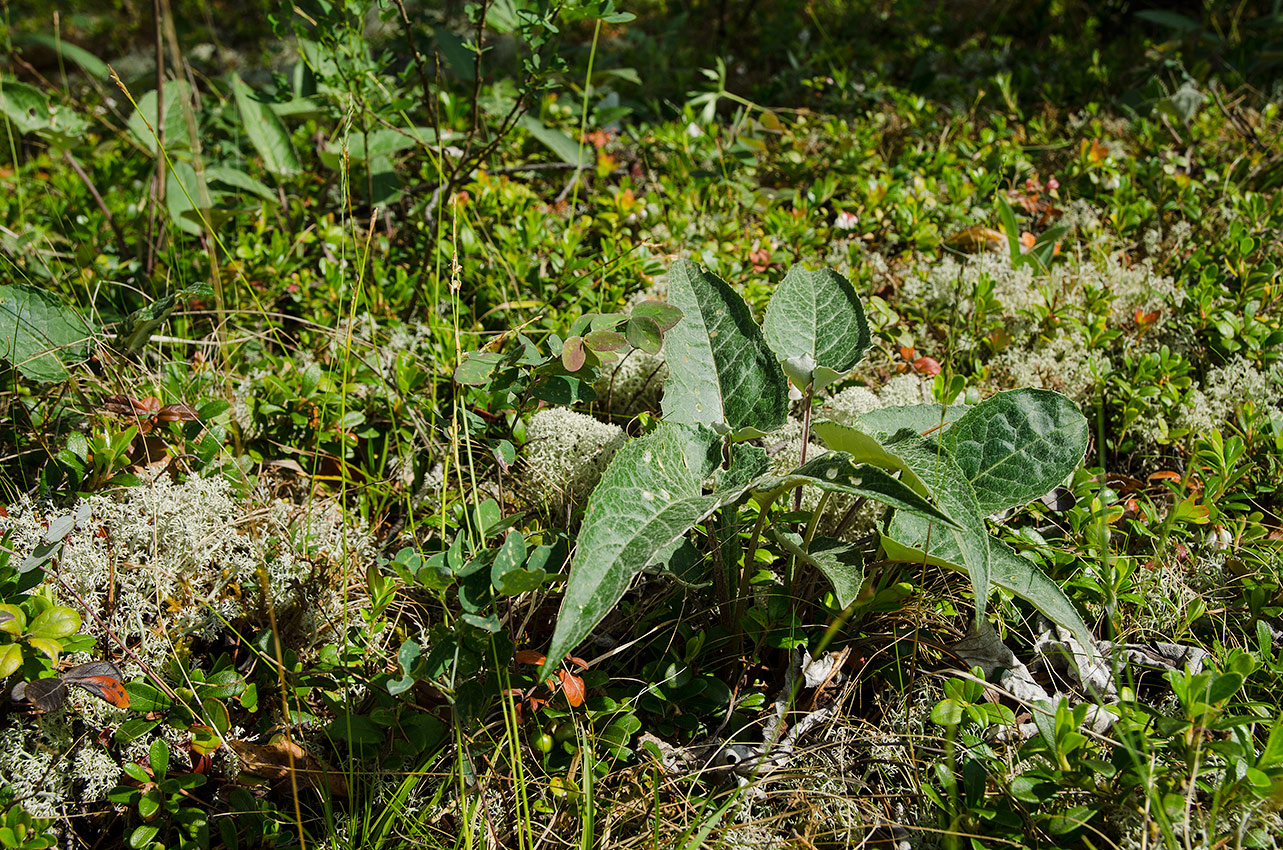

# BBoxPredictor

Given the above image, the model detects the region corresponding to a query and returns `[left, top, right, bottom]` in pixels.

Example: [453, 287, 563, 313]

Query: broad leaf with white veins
[661, 259, 789, 437]
[762, 264, 870, 391]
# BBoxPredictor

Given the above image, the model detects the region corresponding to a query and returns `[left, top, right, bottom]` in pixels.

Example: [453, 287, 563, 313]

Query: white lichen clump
[1178, 358, 1270, 436]
[0, 717, 74, 819]
[4, 476, 368, 672]
[0, 475, 376, 815]
[523, 408, 626, 510]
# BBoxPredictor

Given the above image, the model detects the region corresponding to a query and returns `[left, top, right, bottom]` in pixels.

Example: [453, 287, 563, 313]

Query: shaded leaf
[882, 432, 992, 621]
[518, 114, 589, 167]
[752, 452, 958, 528]
[227, 737, 348, 797]
[232, 74, 301, 177]
[14, 34, 110, 78]
[0, 284, 93, 382]
[771, 531, 864, 607]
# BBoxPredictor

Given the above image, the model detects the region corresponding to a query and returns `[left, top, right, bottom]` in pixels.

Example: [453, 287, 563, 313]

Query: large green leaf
[882, 432, 992, 621]
[206, 166, 278, 203]
[771, 531, 864, 608]
[14, 34, 110, 79]
[541, 423, 727, 678]
[166, 160, 215, 237]
[881, 531, 1092, 651]
[811, 419, 930, 496]
[941, 389, 1089, 516]
[232, 74, 301, 177]
[762, 265, 869, 391]
[854, 403, 966, 442]
[880, 430, 1093, 648]
[518, 114, 589, 167]
[661, 259, 789, 437]
[751, 452, 958, 528]
[988, 539, 1093, 650]
[127, 80, 194, 156]
[0, 80, 87, 149]
[0, 284, 93, 382]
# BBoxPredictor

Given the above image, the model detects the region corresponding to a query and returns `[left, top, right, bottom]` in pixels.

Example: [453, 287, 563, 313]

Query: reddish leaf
[63, 661, 131, 708]
[227, 738, 348, 797]
[558, 670, 585, 708]
[561, 336, 586, 372]
[515, 650, 546, 666]
[102, 395, 159, 417]
[912, 356, 942, 376]
[566, 655, 589, 671]
[899, 346, 915, 362]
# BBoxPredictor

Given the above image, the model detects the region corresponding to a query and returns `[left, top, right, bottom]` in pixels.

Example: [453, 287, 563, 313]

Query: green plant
[538, 258, 1095, 678]
[0, 804, 56, 850]
[0, 598, 82, 678]
[107, 739, 208, 850]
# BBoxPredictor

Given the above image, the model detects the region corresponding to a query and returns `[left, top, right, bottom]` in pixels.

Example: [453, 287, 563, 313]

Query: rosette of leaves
[539, 259, 1095, 678]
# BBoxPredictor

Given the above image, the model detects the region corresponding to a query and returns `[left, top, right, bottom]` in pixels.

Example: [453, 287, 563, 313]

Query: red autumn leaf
[515, 650, 546, 666]
[899, 346, 915, 362]
[102, 395, 155, 417]
[912, 356, 942, 376]
[557, 670, 585, 708]
[566, 655, 589, 671]
[63, 661, 131, 708]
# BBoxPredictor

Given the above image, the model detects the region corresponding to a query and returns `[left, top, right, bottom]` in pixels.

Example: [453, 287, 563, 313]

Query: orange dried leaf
[515, 650, 546, 666]
[558, 670, 585, 708]
[912, 356, 941, 376]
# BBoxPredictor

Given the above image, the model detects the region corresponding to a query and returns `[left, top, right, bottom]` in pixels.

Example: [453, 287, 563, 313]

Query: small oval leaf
[27, 606, 81, 640]
[624, 316, 663, 354]
[0, 644, 21, 677]
[562, 335, 587, 372]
